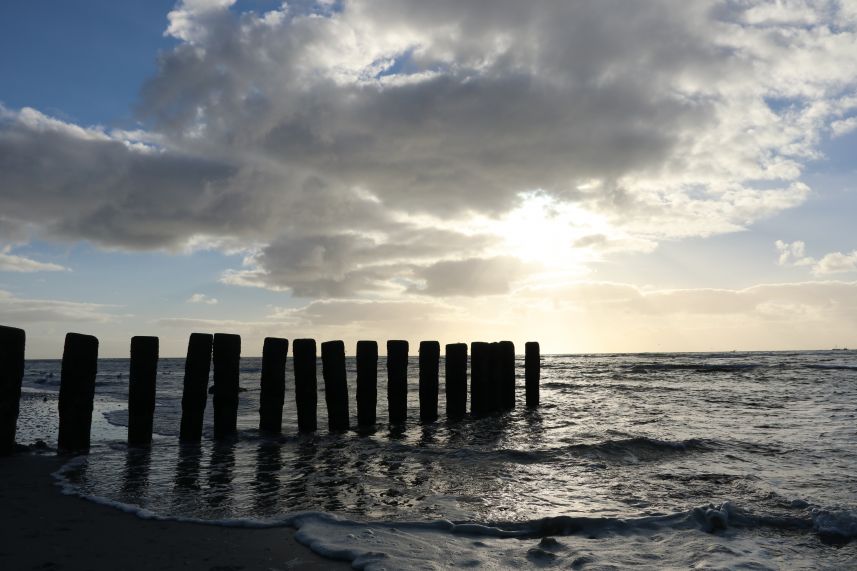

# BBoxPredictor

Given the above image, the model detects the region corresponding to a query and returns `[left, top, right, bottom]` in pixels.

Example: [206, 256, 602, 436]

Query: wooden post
[128, 336, 158, 448]
[0, 325, 25, 455]
[525, 341, 540, 408]
[259, 337, 288, 434]
[321, 340, 349, 431]
[470, 342, 490, 416]
[498, 340, 515, 410]
[419, 341, 440, 423]
[487, 342, 503, 413]
[386, 340, 408, 425]
[212, 333, 241, 440]
[58, 332, 98, 453]
[444, 343, 467, 421]
[356, 340, 377, 426]
[179, 333, 213, 442]
[293, 339, 317, 432]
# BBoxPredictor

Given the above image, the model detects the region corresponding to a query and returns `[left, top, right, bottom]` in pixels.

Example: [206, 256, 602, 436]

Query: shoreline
[0, 452, 352, 570]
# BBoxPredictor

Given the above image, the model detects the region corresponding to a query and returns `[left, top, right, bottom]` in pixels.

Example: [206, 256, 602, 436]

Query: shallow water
[18, 351, 857, 569]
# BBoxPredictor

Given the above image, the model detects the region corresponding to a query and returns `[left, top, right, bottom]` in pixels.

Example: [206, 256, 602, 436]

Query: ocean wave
[52, 458, 857, 571]
[801, 364, 857, 372]
[55, 456, 857, 542]
[560, 436, 715, 463]
[433, 436, 716, 466]
[627, 363, 761, 374]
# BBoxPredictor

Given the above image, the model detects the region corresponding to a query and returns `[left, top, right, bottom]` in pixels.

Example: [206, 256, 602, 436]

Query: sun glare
[493, 193, 610, 274]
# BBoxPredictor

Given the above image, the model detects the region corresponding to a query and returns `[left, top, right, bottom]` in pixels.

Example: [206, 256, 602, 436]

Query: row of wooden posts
[0, 325, 541, 455]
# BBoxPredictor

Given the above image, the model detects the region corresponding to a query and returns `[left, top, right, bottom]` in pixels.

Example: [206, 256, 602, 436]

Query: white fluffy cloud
[775, 240, 857, 275]
[3, 1, 857, 298]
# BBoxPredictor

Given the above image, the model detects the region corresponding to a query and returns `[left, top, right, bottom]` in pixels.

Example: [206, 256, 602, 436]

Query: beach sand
[0, 452, 351, 570]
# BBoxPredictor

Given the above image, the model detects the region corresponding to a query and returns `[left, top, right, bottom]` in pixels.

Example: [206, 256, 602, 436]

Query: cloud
[187, 292, 218, 304]
[831, 116, 857, 137]
[0, 290, 115, 323]
[814, 251, 857, 274]
[270, 298, 458, 327]
[523, 279, 857, 320]
[221, 227, 500, 297]
[775, 239, 814, 266]
[0, 246, 68, 273]
[775, 240, 857, 275]
[167, 279, 857, 353]
[3, 2, 857, 301]
[413, 256, 531, 296]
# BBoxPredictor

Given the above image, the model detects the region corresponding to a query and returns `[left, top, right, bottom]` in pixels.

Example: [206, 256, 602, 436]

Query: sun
[492, 192, 610, 274]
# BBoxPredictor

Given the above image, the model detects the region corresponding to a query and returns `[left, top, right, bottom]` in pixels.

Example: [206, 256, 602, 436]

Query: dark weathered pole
[470, 341, 490, 416]
[212, 333, 241, 440]
[179, 333, 213, 442]
[419, 341, 440, 423]
[259, 337, 288, 434]
[386, 340, 409, 425]
[498, 340, 516, 411]
[128, 336, 159, 448]
[0, 325, 25, 455]
[293, 339, 317, 432]
[444, 343, 467, 421]
[487, 342, 503, 413]
[58, 332, 99, 453]
[525, 341, 540, 408]
[356, 340, 378, 426]
[321, 340, 349, 431]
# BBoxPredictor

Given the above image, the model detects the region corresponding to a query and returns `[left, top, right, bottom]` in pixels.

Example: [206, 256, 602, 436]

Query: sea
[15, 351, 857, 570]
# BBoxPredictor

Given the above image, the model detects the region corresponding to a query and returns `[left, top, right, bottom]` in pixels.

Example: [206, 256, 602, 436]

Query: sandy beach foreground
[0, 453, 351, 571]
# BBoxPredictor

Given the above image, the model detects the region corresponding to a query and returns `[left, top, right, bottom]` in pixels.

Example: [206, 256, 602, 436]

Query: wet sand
[0, 453, 351, 570]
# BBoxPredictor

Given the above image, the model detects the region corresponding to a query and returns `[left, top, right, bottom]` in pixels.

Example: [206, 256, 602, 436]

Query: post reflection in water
[174, 443, 203, 492]
[316, 437, 349, 512]
[284, 435, 319, 511]
[120, 448, 151, 504]
[411, 425, 441, 500]
[253, 439, 283, 516]
[387, 423, 407, 441]
[522, 407, 545, 446]
[206, 441, 236, 512]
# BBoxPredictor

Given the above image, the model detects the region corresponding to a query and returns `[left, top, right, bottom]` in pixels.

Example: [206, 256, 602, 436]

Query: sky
[1, 0, 857, 357]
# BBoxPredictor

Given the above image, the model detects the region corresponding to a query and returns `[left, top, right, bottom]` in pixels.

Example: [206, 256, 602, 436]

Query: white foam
[53, 456, 856, 571]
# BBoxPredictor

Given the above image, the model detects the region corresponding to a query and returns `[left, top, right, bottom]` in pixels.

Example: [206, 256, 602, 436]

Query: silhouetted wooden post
[498, 340, 515, 410]
[470, 341, 490, 416]
[356, 340, 378, 426]
[0, 325, 25, 455]
[58, 333, 98, 453]
[293, 339, 317, 432]
[444, 343, 467, 421]
[419, 341, 440, 423]
[128, 336, 158, 448]
[525, 341, 540, 408]
[259, 337, 288, 434]
[487, 342, 503, 413]
[179, 333, 213, 442]
[212, 333, 241, 440]
[386, 340, 409, 425]
[321, 340, 349, 431]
